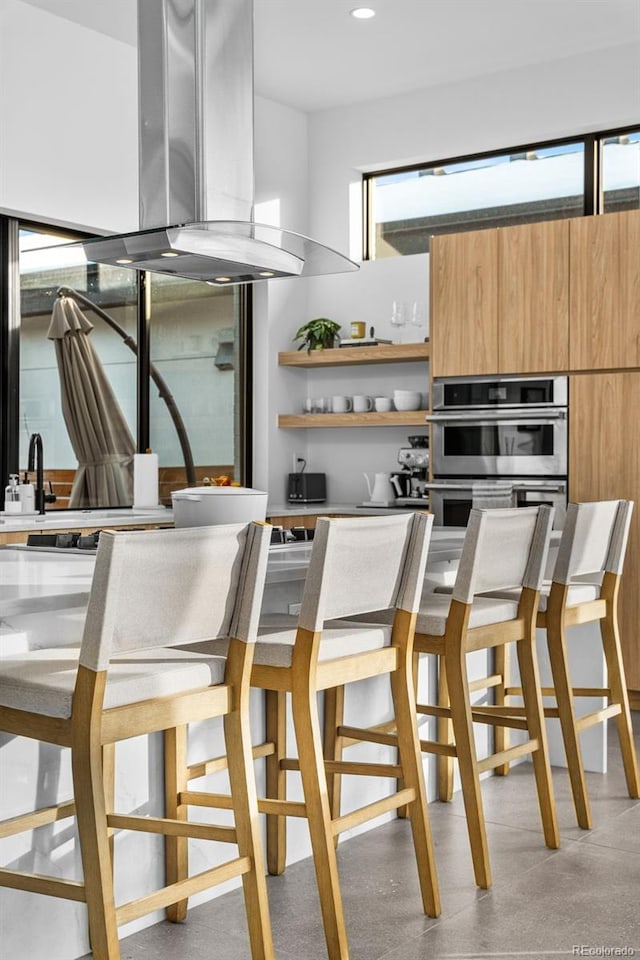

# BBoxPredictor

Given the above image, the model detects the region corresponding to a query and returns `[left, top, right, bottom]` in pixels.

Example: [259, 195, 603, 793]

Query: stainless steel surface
[138, 0, 253, 228]
[432, 374, 568, 411]
[428, 477, 567, 529]
[427, 409, 567, 421]
[430, 375, 568, 479]
[45, 0, 358, 285]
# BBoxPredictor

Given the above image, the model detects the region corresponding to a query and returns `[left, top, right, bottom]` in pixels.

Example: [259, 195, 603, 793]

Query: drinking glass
[390, 300, 406, 342]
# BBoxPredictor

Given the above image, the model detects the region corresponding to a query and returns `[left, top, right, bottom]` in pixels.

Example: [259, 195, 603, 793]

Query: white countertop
[0, 507, 174, 533]
[267, 501, 430, 517]
[0, 529, 465, 624]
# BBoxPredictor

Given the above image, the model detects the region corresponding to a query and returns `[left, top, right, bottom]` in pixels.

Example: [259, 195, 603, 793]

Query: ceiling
[18, 0, 640, 112]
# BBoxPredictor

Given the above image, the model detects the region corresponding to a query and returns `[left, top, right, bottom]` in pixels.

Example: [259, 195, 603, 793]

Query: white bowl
[394, 397, 421, 411]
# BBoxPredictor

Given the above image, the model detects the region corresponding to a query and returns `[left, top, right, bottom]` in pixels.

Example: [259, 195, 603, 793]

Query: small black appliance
[287, 472, 327, 503]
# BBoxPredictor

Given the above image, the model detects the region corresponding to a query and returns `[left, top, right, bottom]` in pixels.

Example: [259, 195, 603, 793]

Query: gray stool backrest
[298, 513, 434, 633]
[553, 500, 634, 585]
[80, 522, 271, 672]
[452, 506, 554, 605]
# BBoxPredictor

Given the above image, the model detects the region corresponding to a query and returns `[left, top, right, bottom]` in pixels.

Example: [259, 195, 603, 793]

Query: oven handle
[426, 409, 567, 422]
[424, 482, 567, 492]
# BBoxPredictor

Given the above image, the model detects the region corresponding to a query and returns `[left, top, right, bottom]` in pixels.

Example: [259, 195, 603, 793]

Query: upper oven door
[432, 375, 568, 412]
[428, 409, 568, 477]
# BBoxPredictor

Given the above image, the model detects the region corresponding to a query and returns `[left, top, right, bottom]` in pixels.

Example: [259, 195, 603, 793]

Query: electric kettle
[364, 472, 395, 503]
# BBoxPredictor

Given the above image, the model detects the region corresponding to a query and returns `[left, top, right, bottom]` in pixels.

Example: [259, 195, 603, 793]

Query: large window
[1, 217, 249, 510]
[365, 127, 640, 259]
[602, 130, 640, 212]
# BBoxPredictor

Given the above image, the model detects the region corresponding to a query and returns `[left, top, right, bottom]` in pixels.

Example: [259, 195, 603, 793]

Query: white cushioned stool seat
[0, 645, 227, 719]
[478, 580, 600, 612]
[183, 619, 393, 670]
[348, 595, 520, 637]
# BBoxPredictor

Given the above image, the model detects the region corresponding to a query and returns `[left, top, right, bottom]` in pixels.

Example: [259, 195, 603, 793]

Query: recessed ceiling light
[350, 7, 376, 19]
[160, 251, 180, 258]
[214, 276, 232, 283]
[258, 271, 274, 277]
[115, 258, 133, 264]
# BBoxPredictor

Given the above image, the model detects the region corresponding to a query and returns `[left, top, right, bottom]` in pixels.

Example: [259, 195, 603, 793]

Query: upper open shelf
[278, 342, 430, 367]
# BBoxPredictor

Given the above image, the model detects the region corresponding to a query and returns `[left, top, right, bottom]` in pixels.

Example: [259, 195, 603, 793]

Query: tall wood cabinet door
[569, 372, 640, 691]
[570, 210, 640, 370]
[498, 220, 569, 374]
[430, 229, 499, 377]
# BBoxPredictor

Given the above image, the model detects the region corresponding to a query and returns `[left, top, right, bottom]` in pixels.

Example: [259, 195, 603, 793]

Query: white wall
[267, 41, 640, 504]
[0, 0, 138, 232]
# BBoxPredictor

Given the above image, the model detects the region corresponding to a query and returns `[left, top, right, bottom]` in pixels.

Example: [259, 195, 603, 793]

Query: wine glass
[410, 300, 427, 340]
[390, 300, 406, 342]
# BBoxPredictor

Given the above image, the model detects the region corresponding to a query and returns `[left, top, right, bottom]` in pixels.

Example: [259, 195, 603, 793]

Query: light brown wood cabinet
[431, 220, 569, 377]
[430, 229, 498, 376]
[498, 220, 569, 374]
[569, 372, 640, 694]
[569, 210, 640, 370]
[431, 211, 640, 379]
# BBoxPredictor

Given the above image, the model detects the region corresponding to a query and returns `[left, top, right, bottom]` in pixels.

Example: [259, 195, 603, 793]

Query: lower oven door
[427, 479, 567, 529]
[428, 409, 567, 477]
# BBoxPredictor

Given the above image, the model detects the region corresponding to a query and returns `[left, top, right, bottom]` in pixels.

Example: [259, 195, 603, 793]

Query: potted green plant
[293, 318, 341, 352]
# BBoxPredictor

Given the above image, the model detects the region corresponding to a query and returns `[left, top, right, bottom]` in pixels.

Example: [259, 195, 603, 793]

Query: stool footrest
[477, 740, 539, 773]
[331, 787, 416, 837]
[0, 800, 76, 839]
[116, 857, 251, 926]
[576, 703, 622, 731]
[187, 741, 275, 780]
[107, 813, 237, 844]
[0, 866, 85, 901]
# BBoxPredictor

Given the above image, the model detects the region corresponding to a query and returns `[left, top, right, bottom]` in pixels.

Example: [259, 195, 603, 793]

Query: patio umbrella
[47, 296, 135, 508]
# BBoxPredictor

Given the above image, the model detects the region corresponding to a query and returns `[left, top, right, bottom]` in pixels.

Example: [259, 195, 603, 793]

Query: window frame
[363, 124, 639, 260]
[0, 215, 253, 503]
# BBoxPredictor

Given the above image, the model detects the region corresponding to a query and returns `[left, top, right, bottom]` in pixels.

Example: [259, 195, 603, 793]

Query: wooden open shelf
[278, 342, 429, 367]
[278, 410, 429, 428]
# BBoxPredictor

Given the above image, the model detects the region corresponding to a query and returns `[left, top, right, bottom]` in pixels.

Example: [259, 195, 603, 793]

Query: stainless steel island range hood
[54, 0, 358, 285]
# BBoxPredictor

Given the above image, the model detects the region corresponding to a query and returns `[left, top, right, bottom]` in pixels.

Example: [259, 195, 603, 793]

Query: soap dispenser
[20, 472, 35, 513]
[4, 474, 22, 513]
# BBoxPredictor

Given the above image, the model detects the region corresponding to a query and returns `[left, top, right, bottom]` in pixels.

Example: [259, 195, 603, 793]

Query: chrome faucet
[27, 433, 57, 514]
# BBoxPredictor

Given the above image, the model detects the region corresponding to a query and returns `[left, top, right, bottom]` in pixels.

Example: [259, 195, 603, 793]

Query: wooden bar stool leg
[323, 684, 345, 836]
[516, 633, 560, 849]
[102, 742, 116, 871]
[444, 637, 492, 890]
[291, 659, 349, 960]
[493, 643, 510, 777]
[225, 642, 275, 960]
[72, 671, 120, 960]
[391, 627, 441, 918]
[165, 724, 189, 921]
[600, 589, 640, 799]
[544, 609, 592, 829]
[265, 689, 287, 875]
[397, 651, 419, 819]
[437, 657, 455, 802]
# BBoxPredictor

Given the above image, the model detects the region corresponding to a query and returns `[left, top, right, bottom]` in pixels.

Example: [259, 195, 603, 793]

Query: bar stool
[178, 512, 440, 960]
[334, 505, 558, 890]
[483, 500, 640, 829]
[0, 522, 274, 960]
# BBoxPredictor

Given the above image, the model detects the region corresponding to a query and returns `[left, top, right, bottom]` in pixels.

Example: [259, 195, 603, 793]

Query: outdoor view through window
[18, 228, 243, 510]
[368, 130, 640, 257]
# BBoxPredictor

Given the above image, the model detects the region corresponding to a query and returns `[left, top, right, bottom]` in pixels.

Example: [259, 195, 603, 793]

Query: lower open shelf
[278, 410, 429, 428]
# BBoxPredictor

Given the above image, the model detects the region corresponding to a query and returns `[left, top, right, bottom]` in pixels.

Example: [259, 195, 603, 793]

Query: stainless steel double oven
[426, 375, 568, 528]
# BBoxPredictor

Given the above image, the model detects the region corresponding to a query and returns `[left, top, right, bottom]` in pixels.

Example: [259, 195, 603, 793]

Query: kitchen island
[0, 529, 606, 960]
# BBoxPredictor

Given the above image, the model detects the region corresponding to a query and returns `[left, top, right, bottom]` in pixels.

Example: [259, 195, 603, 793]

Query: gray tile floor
[112, 717, 640, 960]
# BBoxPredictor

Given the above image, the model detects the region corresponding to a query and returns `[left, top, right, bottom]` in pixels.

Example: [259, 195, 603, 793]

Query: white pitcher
[364, 472, 395, 502]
